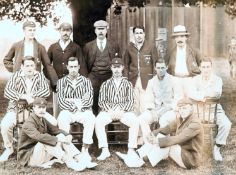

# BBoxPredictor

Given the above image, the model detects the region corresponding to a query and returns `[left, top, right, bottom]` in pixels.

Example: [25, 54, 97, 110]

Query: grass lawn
[0, 73, 236, 175]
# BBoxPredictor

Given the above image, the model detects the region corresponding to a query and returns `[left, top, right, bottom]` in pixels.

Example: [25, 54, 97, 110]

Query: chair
[69, 121, 129, 146]
[70, 122, 84, 147]
[14, 100, 31, 160]
[192, 98, 220, 157]
[106, 121, 128, 145]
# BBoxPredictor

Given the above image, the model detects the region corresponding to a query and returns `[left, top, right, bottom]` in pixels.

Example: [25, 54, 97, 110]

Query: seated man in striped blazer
[95, 57, 139, 160]
[0, 56, 55, 162]
[57, 57, 95, 159]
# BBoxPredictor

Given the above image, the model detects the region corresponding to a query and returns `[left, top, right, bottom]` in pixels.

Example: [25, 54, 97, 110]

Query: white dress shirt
[24, 42, 34, 57]
[175, 46, 189, 76]
[59, 39, 71, 51]
[96, 38, 107, 51]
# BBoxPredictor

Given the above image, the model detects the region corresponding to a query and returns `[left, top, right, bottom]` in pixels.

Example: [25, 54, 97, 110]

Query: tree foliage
[0, 0, 71, 25]
[225, 0, 236, 19]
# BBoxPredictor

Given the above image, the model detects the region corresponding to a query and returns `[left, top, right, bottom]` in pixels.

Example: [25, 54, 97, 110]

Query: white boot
[0, 147, 14, 162]
[97, 148, 110, 160]
[213, 145, 223, 161]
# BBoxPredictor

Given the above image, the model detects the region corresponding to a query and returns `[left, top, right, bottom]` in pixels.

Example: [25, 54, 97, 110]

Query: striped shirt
[99, 77, 134, 112]
[57, 74, 93, 111]
[4, 70, 50, 110]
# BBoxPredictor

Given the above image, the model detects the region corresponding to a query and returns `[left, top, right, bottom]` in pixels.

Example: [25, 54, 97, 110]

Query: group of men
[0, 19, 231, 171]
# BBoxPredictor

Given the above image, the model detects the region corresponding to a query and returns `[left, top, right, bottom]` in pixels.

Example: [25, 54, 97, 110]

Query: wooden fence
[107, 6, 236, 58]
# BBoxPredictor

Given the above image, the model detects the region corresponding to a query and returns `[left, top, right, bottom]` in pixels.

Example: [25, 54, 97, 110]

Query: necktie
[100, 41, 103, 52]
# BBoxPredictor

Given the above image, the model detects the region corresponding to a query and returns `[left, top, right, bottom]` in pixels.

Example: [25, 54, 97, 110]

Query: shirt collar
[59, 39, 71, 47]
[96, 38, 107, 44]
[19, 70, 37, 77]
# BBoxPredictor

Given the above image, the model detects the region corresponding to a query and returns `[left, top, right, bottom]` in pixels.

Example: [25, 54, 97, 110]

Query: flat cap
[177, 98, 193, 107]
[23, 21, 36, 29]
[33, 97, 47, 107]
[111, 57, 123, 65]
[58, 22, 72, 30]
[94, 20, 108, 28]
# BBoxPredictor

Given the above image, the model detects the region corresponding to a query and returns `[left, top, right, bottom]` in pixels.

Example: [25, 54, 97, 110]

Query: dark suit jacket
[18, 113, 68, 166]
[83, 39, 121, 74]
[155, 113, 204, 169]
[48, 41, 88, 78]
[123, 41, 158, 89]
[166, 45, 201, 76]
[3, 39, 58, 88]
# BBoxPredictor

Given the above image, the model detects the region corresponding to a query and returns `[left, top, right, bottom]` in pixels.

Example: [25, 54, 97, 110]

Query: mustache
[63, 34, 69, 37]
[177, 41, 183, 44]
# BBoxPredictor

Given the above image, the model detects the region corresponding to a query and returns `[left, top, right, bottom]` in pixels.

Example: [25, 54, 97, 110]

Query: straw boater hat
[172, 25, 190, 37]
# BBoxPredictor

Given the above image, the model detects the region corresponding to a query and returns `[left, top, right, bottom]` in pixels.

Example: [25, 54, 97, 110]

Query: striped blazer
[98, 77, 134, 112]
[4, 70, 50, 110]
[57, 74, 93, 111]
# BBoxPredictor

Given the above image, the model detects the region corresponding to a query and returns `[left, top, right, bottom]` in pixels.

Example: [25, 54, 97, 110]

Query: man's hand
[65, 135, 72, 143]
[70, 103, 78, 113]
[114, 108, 124, 120]
[56, 134, 70, 145]
[146, 132, 159, 145]
[74, 99, 83, 111]
[108, 109, 116, 120]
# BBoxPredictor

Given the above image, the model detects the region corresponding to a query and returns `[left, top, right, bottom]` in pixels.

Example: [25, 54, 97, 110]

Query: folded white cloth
[116, 151, 144, 168]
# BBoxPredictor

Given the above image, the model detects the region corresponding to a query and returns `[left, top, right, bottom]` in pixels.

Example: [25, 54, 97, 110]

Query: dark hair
[67, 57, 80, 65]
[133, 26, 145, 33]
[155, 59, 166, 66]
[200, 57, 212, 65]
[22, 56, 36, 65]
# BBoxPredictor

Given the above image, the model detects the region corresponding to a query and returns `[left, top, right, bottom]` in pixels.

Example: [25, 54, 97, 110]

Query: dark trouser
[88, 73, 111, 116]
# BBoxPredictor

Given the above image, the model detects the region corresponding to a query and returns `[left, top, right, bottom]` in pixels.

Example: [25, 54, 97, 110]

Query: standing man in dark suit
[166, 25, 201, 99]
[83, 20, 120, 115]
[3, 20, 58, 90]
[123, 26, 157, 115]
[48, 22, 87, 117]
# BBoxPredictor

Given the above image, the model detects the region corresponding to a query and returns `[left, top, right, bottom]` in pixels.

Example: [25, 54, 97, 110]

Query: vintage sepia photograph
[0, 0, 236, 174]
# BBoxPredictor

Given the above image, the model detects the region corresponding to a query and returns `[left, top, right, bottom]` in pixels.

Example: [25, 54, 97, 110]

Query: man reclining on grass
[137, 98, 204, 169]
[18, 97, 97, 171]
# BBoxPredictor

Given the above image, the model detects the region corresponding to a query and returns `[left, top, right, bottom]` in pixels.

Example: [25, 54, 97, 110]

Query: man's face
[134, 28, 145, 44]
[24, 26, 36, 40]
[155, 62, 167, 79]
[67, 60, 80, 77]
[21, 60, 36, 76]
[200, 61, 212, 77]
[95, 27, 107, 40]
[59, 28, 72, 42]
[111, 64, 124, 78]
[178, 104, 193, 120]
[174, 35, 187, 48]
[33, 105, 46, 118]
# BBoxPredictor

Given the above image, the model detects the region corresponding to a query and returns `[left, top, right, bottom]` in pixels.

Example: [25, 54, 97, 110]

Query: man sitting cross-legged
[57, 57, 95, 158]
[18, 97, 97, 171]
[139, 59, 179, 144]
[95, 57, 139, 161]
[137, 98, 204, 169]
[0, 56, 54, 162]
